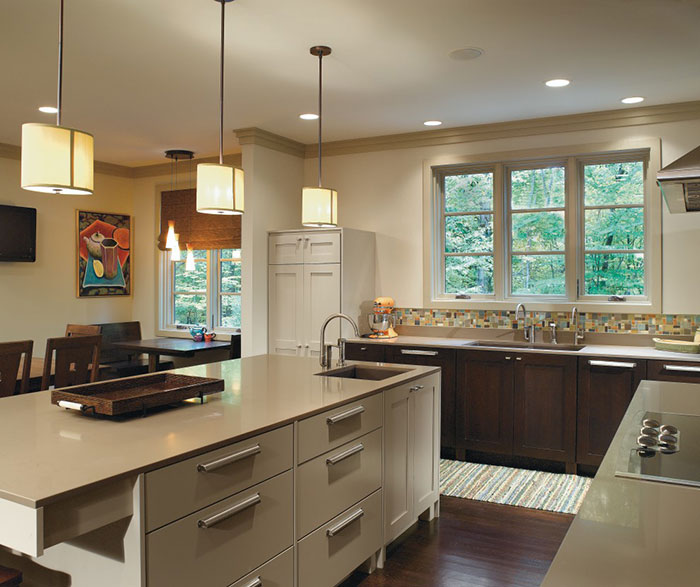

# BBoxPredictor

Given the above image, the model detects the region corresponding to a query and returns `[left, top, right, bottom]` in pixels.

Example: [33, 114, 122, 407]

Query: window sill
[425, 298, 659, 314]
[156, 328, 241, 341]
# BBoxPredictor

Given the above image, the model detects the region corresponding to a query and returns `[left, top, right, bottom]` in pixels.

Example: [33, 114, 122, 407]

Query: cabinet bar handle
[326, 508, 365, 537]
[326, 443, 364, 465]
[197, 444, 261, 473]
[240, 578, 262, 587]
[588, 360, 637, 369]
[400, 349, 439, 356]
[663, 364, 700, 374]
[409, 385, 424, 393]
[327, 405, 365, 424]
[198, 493, 260, 528]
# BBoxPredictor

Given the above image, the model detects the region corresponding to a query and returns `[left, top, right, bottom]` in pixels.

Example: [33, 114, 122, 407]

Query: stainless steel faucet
[319, 313, 361, 368]
[571, 306, 584, 344]
[549, 322, 558, 344]
[515, 303, 535, 342]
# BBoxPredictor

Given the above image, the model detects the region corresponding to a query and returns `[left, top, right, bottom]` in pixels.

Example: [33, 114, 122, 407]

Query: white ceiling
[2, 0, 700, 166]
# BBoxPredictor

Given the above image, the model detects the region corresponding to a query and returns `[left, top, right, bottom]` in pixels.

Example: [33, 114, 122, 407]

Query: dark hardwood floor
[340, 496, 574, 587]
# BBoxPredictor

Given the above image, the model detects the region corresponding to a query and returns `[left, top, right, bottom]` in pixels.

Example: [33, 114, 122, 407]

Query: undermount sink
[316, 365, 411, 380]
[467, 340, 584, 352]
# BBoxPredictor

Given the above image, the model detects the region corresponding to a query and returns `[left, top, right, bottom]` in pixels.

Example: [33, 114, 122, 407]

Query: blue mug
[189, 326, 207, 341]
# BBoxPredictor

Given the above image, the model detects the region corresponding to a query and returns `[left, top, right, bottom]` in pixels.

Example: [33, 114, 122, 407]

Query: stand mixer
[368, 296, 398, 338]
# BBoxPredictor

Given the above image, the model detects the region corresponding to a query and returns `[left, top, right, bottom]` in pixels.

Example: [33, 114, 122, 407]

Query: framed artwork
[77, 210, 132, 297]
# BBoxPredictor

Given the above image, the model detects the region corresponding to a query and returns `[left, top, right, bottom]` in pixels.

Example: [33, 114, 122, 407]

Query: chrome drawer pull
[240, 578, 262, 587]
[588, 360, 637, 369]
[326, 443, 364, 465]
[663, 364, 700, 374]
[400, 349, 439, 356]
[409, 384, 424, 393]
[197, 444, 261, 473]
[326, 508, 364, 537]
[198, 493, 261, 529]
[327, 405, 365, 425]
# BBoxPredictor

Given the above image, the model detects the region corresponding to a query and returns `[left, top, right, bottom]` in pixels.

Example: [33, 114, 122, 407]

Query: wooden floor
[340, 496, 574, 587]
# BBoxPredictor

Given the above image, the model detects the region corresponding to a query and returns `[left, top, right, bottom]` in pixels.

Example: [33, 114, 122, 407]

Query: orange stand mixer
[368, 296, 398, 338]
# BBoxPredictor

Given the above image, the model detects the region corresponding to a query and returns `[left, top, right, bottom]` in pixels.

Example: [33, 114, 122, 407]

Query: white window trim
[422, 138, 662, 313]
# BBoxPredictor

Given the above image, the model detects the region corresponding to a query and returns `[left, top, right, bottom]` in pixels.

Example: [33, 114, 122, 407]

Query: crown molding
[131, 152, 242, 179]
[304, 100, 700, 158]
[234, 127, 306, 158]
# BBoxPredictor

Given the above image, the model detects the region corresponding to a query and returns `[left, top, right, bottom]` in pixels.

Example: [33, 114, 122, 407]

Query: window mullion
[565, 156, 577, 302]
[492, 163, 505, 299]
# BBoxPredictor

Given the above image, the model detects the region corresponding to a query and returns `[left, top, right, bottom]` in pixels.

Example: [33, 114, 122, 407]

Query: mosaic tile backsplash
[395, 308, 700, 336]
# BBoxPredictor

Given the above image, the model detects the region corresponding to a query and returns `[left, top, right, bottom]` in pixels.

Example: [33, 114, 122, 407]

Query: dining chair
[0, 340, 33, 397]
[0, 564, 22, 586]
[41, 335, 101, 391]
[65, 324, 101, 337]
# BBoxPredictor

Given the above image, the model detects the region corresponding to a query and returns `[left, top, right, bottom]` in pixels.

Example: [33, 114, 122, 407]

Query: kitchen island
[0, 354, 441, 587]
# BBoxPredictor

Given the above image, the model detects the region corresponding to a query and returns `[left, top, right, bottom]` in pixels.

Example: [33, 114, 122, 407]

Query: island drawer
[145, 424, 293, 532]
[298, 488, 382, 587]
[297, 393, 382, 464]
[146, 470, 293, 587]
[296, 428, 382, 538]
[228, 546, 293, 587]
[344, 343, 386, 362]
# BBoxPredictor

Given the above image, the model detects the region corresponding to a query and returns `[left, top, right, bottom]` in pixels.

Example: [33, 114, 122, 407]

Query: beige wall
[305, 119, 700, 315]
[0, 157, 134, 355]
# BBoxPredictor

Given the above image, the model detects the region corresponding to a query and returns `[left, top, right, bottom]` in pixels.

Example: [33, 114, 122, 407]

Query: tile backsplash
[395, 308, 700, 336]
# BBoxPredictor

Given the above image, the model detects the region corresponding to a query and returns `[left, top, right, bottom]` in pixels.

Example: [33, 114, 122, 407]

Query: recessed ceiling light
[621, 96, 644, 104]
[449, 47, 484, 61]
[545, 79, 570, 88]
[424, 120, 443, 127]
[299, 113, 319, 120]
[38, 106, 58, 113]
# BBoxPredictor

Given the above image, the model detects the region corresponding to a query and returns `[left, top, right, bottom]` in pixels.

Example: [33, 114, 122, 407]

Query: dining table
[109, 337, 232, 372]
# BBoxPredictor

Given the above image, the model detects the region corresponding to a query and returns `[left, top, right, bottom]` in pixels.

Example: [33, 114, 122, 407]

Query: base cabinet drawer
[344, 343, 386, 363]
[297, 428, 382, 538]
[146, 470, 293, 587]
[298, 489, 382, 587]
[228, 547, 293, 587]
[145, 425, 293, 531]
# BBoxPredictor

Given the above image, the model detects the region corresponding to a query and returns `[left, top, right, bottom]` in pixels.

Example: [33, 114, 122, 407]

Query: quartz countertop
[542, 379, 700, 586]
[347, 335, 700, 362]
[0, 354, 437, 508]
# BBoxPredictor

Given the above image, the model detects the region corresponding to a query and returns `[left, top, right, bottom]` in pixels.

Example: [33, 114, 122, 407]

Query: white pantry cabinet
[384, 372, 441, 544]
[268, 228, 375, 357]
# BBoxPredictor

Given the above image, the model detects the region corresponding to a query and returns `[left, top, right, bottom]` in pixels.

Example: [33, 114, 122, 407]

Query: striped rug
[439, 459, 591, 515]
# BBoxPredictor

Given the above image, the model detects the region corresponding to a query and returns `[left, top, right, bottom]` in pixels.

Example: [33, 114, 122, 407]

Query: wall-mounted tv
[0, 204, 37, 262]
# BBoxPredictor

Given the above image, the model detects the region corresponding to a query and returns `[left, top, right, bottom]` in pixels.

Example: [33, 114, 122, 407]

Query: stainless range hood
[657, 146, 700, 213]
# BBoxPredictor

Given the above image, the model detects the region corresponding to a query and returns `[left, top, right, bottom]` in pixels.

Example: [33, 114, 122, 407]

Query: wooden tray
[51, 372, 225, 416]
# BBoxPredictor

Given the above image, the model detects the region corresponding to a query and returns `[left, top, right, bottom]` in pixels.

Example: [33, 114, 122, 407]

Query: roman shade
[158, 189, 241, 251]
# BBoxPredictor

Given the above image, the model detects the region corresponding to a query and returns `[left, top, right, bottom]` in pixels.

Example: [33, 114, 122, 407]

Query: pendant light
[21, 0, 93, 195]
[185, 244, 196, 271]
[171, 234, 182, 261]
[164, 149, 194, 254]
[302, 46, 337, 227]
[197, 0, 244, 215]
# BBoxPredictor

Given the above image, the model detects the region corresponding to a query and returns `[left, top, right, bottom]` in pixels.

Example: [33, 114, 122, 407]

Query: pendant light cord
[57, 0, 64, 126]
[317, 51, 323, 187]
[219, 0, 225, 165]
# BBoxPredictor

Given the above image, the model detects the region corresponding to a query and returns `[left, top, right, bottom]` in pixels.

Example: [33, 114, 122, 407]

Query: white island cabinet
[0, 355, 440, 587]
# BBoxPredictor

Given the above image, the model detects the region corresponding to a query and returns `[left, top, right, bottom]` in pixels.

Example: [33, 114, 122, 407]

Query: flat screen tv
[0, 204, 36, 262]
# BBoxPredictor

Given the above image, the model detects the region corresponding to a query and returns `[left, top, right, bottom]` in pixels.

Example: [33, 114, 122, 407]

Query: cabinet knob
[505, 356, 512, 360]
[305, 344, 310, 348]
[297, 344, 302, 348]
[516, 357, 522, 361]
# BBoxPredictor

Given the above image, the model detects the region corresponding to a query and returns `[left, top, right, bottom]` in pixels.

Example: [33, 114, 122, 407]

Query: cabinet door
[647, 360, 700, 383]
[577, 357, 646, 466]
[268, 265, 303, 355]
[303, 264, 340, 357]
[457, 350, 514, 455]
[411, 375, 440, 517]
[302, 231, 341, 264]
[513, 354, 577, 463]
[384, 382, 414, 543]
[385, 346, 456, 452]
[269, 233, 304, 264]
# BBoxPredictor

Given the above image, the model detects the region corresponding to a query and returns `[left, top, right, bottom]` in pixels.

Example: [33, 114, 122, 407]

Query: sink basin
[467, 341, 584, 352]
[317, 365, 410, 380]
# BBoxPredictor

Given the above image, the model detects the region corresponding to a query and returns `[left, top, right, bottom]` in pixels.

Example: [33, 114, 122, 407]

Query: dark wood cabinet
[344, 342, 386, 363]
[385, 346, 457, 452]
[577, 357, 646, 466]
[513, 354, 577, 464]
[647, 359, 700, 383]
[457, 350, 514, 456]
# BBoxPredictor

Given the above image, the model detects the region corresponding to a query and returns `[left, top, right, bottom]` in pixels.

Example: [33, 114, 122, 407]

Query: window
[165, 248, 241, 331]
[432, 147, 655, 308]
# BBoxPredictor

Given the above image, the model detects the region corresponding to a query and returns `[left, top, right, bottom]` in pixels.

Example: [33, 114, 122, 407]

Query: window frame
[424, 140, 661, 313]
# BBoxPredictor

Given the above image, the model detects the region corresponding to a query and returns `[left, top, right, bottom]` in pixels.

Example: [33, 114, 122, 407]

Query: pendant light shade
[302, 45, 337, 227]
[171, 235, 181, 261]
[196, 163, 244, 214]
[185, 244, 195, 271]
[165, 220, 178, 250]
[21, 0, 93, 195]
[197, 0, 244, 215]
